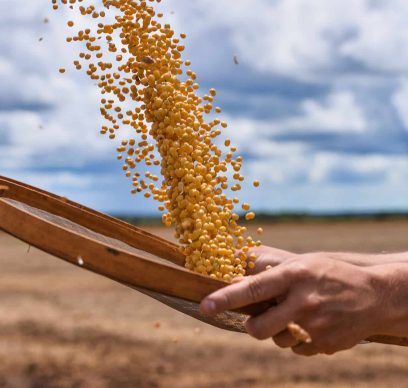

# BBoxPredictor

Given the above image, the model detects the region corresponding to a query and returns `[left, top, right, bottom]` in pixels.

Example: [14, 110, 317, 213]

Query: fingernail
[200, 299, 216, 316]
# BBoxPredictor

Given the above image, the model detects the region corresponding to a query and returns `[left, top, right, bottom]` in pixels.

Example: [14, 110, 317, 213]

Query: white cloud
[340, 0, 408, 74]
[393, 78, 408, 130]
[222, 90, 368, 164]
[310, 153, 406, 183]
[273, 91, 368, 134]
[172, 0, 408, 80]
[224, 0, 366, 79]
[0, 0, 407, 213]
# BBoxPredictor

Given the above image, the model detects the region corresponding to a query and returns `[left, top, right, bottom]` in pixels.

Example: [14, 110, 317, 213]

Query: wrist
[368, 264, 408, 337]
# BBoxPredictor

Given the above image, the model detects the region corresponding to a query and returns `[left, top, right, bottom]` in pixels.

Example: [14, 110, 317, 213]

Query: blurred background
[2, 0, 408, 216]
[1, 1, 408, 387]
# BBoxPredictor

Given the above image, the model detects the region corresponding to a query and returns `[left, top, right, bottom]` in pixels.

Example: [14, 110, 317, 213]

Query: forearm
[324, 251, 408, 267]
[370, 263, 408, 337]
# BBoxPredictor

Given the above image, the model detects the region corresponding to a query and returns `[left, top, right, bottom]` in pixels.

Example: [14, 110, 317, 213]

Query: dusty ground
[1, 220, 408, 387]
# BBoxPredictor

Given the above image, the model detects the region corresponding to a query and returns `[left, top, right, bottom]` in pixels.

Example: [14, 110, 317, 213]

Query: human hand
[201, 254, 388, 356]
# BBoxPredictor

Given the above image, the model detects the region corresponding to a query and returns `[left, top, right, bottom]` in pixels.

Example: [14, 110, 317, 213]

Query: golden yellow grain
[55, 0, 262, 279]
[245, 212, 256, 221]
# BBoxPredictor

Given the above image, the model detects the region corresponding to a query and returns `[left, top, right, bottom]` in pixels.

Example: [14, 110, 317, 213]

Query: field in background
[1, 219, 408, 387]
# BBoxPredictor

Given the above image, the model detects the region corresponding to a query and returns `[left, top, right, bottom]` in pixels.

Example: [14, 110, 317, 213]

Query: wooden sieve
[0, 176, 407, 347]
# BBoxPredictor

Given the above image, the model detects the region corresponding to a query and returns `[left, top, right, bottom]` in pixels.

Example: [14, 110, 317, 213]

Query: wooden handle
[0, 176, 184, 266]
[0, 195, 227, 303]
[0, 185, 9, 196]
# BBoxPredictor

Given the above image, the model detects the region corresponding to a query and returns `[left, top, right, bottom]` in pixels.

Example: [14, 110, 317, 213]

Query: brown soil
[1, 220, 407, 387]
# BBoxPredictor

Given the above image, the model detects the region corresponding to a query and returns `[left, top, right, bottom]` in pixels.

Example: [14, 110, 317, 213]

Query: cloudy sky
[1, 0, 408, 215]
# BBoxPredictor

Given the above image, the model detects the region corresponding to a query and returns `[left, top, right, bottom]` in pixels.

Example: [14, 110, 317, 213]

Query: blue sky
[1, 0, 408, 215]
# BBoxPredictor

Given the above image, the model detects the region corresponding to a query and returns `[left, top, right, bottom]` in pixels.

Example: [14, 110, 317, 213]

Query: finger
[246, 247, 294, 275]
[245, 246, 293, 259]
[245, 254, 268, 275]
[244, 302, 295, 340]
[273, 330, 300, 348]
[200, 267, 291, 316]
[231, 276, 245, 284]
[251, 246, 293, 261]
[291, 343, 319, 357]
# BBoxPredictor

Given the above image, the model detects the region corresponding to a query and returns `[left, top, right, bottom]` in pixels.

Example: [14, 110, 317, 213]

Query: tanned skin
[200, 246, 408, 356]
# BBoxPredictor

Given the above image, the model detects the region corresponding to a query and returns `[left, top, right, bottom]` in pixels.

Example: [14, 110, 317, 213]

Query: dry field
[1, 220, 408, 387]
